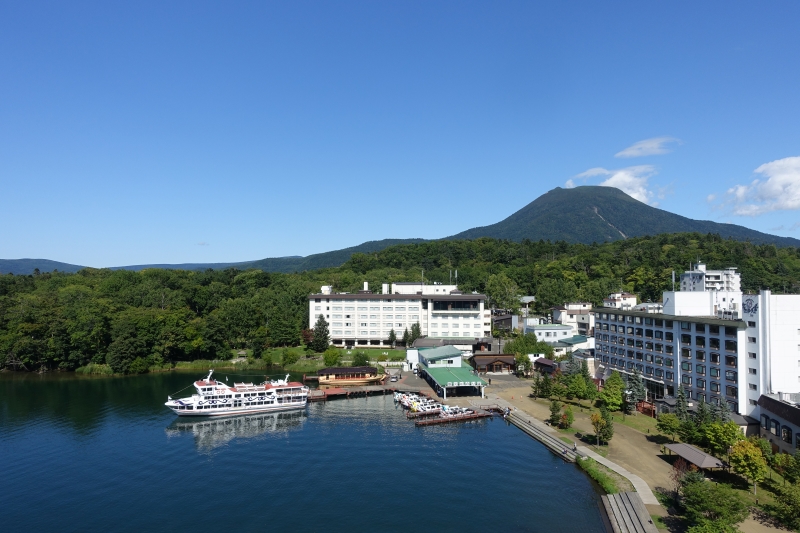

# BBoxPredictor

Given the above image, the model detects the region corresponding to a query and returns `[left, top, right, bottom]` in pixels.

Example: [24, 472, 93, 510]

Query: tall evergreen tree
[676, 386, 689, 422]
[600, 406, 614, 443]
[629, 369, 647, 404]
[310, 315, 330, 352]
[409, 322, 421, 345]
[388, 329, 397, 346]
[564, 353, 580, 376]
[402, 328, 410, 346]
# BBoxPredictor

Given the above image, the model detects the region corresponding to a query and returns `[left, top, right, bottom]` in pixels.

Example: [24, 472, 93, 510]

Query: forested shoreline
[2, 232, 799, 374]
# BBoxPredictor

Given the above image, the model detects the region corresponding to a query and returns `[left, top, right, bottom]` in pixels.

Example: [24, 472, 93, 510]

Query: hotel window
[369, 323, 377, 327]
[635, 328, 643, 337]
[709, 325, 720, 335]
[655, 369, 663, 378]
[725, 370, 737, 381]
[749, 399, 757, 406]
[360, 314, 368, 319]
[681, 322, 691, 331]
[333, 322, 343, 327]
[696, 364, 706, 375]
[655, 356, 663, 365]
[384, 315, 393, 320]
[710, 338, 720, 350]
[360, 322, 367, 327]
[360, 331, 368, 335]
[710, 367, 720, 378]
[697, 378, 706, 389]
[345, 322, 352, 327]
[315, 306, 321, 311]
[696, 350, 705, 361]
[711, 352, 720, 363]
[696, 336, 706, 348]
[627, 338, 635, 347]
[725, 340, 737, 352]
[411, 315, 419, 320]
[358, 306, 368, 311]
[726, 385, 738, 397]
[431, 332, 438, 336]
[695, 323, 705, 333]
[370, 306, 379, 311]
[711, 381, 720, 392]
[370, 315, 377, 319]
[681, 348, 692, 359]
[333, 306, 342, 311]
[748, 337, 756, 343]
[627, 327, 634, 335]
[645, 354, 653, 363]
[345, 306, 355, 311]
[395, 323, 403, 328]
[333, 330, 342, 335]
[442, 332, 449, 336]
[681, 334, 692, 345]
[747, 321, 756, 327]
[725, 326, 738, 337]
[636, 352, 644, 361]
[665, 332, 674, 342]
[646, 366, 653, 375]
[682, 375, 692, 385]
[635, 340, 643, 348]
[645, 329, 653, 339]
[748, 368, 756, 375]
[681, 361, 691, 371]
[749, 384, 757, 390]
[636, 364, 644, 372]
[383, 307, 392, 311]
[395, 307, 406, 311]
[627, 362, 635, 370]
[666, 371, 674, 381]
[654, 331, 663, 340]
[666, 358, 674, 368]
[655, 343, 663, 353]
[655, 319, 664, 327]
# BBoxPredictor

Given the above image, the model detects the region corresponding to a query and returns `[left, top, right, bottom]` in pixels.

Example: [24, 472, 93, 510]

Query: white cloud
[725, 156, 800, 216]
[567, 165, 657, 204]
[615, 137, 681, 158]
[707, 194, 716, 202]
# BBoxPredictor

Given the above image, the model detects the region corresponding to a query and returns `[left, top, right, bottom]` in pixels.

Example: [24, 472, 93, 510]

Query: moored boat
[165, 370, 309, 417]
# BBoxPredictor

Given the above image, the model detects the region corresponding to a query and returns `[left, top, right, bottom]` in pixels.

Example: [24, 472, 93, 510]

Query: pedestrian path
[472, 396, 658, 505]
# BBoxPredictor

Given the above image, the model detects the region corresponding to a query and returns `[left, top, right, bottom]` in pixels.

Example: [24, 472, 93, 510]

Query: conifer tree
[600, 406, 614, 443]
[310, 315, 330, 352]
[676, 385, 689, 421]
[402, 328, 410, 346]
[388, 329, 397, 346]
[410, 322, 421, 345]
[630, 369, 647, 405]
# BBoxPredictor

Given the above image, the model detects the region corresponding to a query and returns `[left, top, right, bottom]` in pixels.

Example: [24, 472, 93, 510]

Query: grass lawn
[607, 411, 659, 434]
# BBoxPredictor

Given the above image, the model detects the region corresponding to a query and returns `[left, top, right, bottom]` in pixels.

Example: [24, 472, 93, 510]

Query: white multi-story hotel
[594, 263, 800, 417]
[308, 282, 490, 347]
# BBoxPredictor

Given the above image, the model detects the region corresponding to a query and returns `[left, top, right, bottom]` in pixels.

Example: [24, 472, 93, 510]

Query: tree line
[2, 232, 800, 373]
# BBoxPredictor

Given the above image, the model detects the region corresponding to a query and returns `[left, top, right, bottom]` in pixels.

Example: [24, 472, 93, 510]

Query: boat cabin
[317, 366, 379, 380]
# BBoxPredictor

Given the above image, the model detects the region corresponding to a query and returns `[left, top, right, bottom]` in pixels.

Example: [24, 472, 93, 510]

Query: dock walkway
[600, 492, 659, 533]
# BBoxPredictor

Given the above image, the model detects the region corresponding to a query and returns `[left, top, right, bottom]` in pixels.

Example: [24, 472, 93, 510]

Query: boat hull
[169, 402, 307, 417]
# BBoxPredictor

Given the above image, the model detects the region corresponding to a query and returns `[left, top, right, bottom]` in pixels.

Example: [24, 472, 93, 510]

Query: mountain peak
[448, 186, 799, 246]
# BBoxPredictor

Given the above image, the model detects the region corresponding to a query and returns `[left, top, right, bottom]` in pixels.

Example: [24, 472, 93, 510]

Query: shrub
[323, 348, 342, 367]
[549, 400, 562, 425]
[281, 348, 300, 367]
[351, 350, 369, 367]
[771, 484, 800, 530]
[127, 357, 149, 374]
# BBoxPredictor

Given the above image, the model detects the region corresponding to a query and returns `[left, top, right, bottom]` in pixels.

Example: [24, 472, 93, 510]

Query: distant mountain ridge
[3, 186, 798, 275]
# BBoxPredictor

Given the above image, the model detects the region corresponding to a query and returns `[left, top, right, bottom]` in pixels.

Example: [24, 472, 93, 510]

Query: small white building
[603, 292, 638, 310]
[552, 302, 595, 337]
[523, 323, 574, 341]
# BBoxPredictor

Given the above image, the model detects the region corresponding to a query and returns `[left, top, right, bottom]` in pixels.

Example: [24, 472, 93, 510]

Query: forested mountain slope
[448, 186, 800, 246]
[0, 259, 86, 275]
[2, 233, 800, 374]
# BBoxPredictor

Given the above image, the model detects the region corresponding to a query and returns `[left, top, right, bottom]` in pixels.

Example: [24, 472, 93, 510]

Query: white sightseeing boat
[165, 370, 309, 417]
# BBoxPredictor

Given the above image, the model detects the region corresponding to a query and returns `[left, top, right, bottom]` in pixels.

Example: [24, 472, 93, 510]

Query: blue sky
[2, 1, 799, 267]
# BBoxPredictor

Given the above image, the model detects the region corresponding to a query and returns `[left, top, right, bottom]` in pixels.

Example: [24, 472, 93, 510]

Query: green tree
[591, 411, 607, 446]
[599, 371, 624, 411]
[351, 350, 369, 367]
[280, 347, 300, 367]
[323, 347, 341, 367]
[772, 484, 800, 530]
[540, 373, 553, 398]
[504, 332, 554, 359]
[561, 405, 574, 429]
[401, 328, 410, 346]
[773, 453, 795, 486]
[515, 353, 532, 376]
[681, 481, 748, 528]
[549, 400, 563, 426]
[485, 272, 521, 313]
[310, 314, 330, 352]
[409, 322, 421, 345]
[600, 406, 614, 443]
[703, 421, 744, 458]
[567, 374, 588, 401]
[388, 329, 396, 346]
[656, 413, 681, 443]
[629, 369, 647, 405]
[729, 439, 768, 495]
[531, 373, 542, 398]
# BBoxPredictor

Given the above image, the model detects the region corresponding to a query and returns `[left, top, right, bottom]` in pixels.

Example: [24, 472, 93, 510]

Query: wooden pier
[600, 492, 659, 533]
[414, 410, 492, 426]
[406, 409, 441, 418]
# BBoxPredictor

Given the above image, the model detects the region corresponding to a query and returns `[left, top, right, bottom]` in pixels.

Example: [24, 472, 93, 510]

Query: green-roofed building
[418, 346, 487, 399]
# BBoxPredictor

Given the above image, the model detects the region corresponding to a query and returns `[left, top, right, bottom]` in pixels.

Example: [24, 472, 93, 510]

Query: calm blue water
[0, 371, 605, 532]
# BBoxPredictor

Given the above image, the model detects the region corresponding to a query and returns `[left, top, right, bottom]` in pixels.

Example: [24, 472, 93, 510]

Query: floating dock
[406, 409, 441, 418]
[414, 410, 492, 426]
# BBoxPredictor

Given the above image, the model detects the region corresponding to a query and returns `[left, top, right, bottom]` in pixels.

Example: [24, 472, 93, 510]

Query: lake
[0, 370, 605, 532]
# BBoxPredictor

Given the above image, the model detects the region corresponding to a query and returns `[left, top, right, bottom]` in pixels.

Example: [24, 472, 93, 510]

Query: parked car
[390, 375, 398, 382]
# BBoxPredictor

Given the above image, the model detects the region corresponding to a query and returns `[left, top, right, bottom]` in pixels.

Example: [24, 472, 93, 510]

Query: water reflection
[165, 409, 307, 451]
